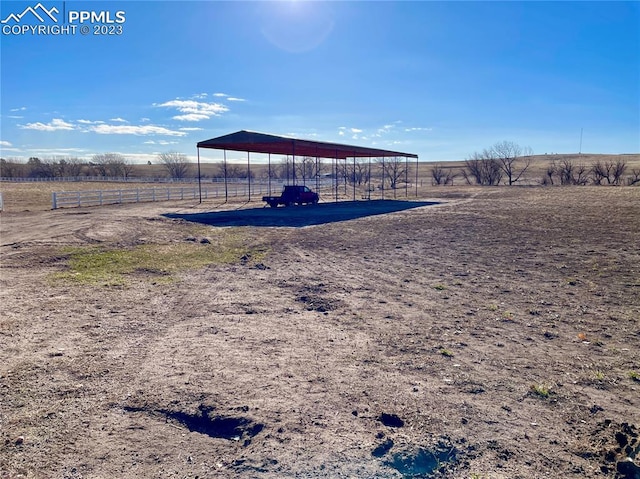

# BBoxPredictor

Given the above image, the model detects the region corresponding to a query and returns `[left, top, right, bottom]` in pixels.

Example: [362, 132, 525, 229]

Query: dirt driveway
[1, 187, 639, 478]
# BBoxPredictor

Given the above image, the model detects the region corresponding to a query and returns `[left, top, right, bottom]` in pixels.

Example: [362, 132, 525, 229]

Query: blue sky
[1, 1, 638, 163]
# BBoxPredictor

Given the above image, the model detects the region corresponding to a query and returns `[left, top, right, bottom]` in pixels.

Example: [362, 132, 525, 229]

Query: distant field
[2, 153, 639, 213]
[127, 153, 640, 184]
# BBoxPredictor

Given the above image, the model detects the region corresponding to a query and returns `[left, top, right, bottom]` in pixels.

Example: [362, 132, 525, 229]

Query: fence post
[52, 192, 57, 209]
[99, 190, 103, 206]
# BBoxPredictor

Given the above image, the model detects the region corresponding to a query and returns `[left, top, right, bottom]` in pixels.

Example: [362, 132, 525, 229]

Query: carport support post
[343, 158, 347, 196]
[197, 148, 202, 203]
[381, 156, 385, 200]
[415, 157, 419, 197]
[368, 156, 372, 200]
[224, 150, 228, 203]
[405, 156, 409, 198]
[353, 155, 356, 201]
[247, 151, 251, 202]
[333, 150, 338, 203]
[292, 141, 296, 184]
[268, 153, 272, 195]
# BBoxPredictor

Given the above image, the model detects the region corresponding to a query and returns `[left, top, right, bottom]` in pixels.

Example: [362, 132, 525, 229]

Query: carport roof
[197, 130, 418, 159]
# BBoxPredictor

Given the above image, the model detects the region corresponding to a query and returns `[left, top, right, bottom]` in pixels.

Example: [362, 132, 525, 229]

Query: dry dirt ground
[1, 186, 639, 479]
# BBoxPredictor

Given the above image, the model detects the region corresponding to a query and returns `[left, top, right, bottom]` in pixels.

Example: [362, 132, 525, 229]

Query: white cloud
[140, 117, 151, 122]
[213, 92, 228, 97]
[10, 107, 26, 112]
[338, 131, 344, 136]
[405, 127, 432, 132]
[20, 118, 75, 131]
[144, 139, 178, 145]
[192, 93, 208, 99]
[155, 99, 229, 121]
[0, 140, 12, 147]
[351, 128, 363, 133]
[226, 97, 246, 102]
[179, 127, 204, 131]
[7, 115, 24, 119]
[77, 119, 105, 124]
[29, 147, 87, 154]
[89, 124, 187, 136]
[172, 113, 210, 122]
[372, 124, 395, 137]
[110, 117, 128, 123]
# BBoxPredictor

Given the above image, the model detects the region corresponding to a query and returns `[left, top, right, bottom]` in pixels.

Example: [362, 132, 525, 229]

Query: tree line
[0, 152, 191, 179]
[430, 141, 639, 187]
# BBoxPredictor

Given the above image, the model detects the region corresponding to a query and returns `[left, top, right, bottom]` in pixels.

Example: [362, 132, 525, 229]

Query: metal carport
[196, 130, 419, 203]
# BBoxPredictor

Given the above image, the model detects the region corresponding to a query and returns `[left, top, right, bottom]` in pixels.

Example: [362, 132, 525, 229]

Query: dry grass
[1, 181, 639, 478]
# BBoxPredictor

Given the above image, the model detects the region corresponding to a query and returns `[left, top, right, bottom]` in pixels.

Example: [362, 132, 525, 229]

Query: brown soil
[1, 186, 639, 479]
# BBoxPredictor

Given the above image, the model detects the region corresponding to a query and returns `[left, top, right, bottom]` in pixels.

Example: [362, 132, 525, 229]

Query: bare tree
[0, 158, 27, 178]
[216, 160, 244, 179]
[627, 169, 640, 186]
[541, 161, 557, 186]
[589, 158, 626, 186]
[57, 157, 85, 177]
[275, 156, 293, 181]
[338, 158, 370, 186]
[591, 160, 613, 185]
[431, 164, 457, 185]
[378, 157, 409, 195]
[353, 159, 370, 186]
[557, 158, 589, 185]
[92, 153, 132, 177]
[26, 157, 55, 178]
[158, 151, 191, 179]
[559, 159, 573, 185]
[296, 156, 324, 184]
[463, 151, 502, 185]
[491, 141, 533, 185]
[612, 159, 627, 185]
[431, 164, 447, 185]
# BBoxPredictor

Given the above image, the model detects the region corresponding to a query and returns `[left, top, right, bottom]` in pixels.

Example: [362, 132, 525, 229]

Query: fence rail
[49, 181, 318, 209]
[1, 176, 289, 184]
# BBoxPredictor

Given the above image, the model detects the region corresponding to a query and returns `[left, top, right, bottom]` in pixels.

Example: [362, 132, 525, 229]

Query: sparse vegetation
[502, 311, 514, 321]
[51, 238, 266, 286]
[530, 383, 552, 398]
[439, 348, 454, 357]
[628, 371, 640, 382]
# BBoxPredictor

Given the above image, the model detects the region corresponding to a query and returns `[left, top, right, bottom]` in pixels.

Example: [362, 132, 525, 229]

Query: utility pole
[579, 128, 583, 155]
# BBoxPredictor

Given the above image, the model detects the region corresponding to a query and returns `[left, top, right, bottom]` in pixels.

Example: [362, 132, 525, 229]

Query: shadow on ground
[163, 200, 439, 227]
